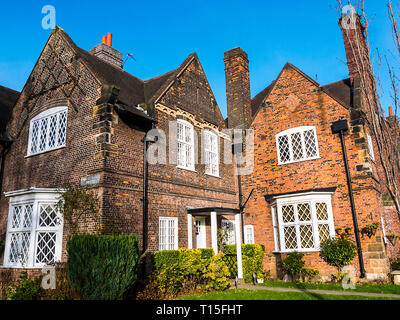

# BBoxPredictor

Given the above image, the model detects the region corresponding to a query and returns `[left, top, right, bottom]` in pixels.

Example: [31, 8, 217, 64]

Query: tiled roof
[0, 85, 19, 142]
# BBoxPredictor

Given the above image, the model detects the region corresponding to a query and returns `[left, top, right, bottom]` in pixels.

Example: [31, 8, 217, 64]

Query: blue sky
[0, 0, 395, 118]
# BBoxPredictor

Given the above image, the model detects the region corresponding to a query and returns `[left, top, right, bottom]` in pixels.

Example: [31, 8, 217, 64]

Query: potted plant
[360, 222, 379, 239]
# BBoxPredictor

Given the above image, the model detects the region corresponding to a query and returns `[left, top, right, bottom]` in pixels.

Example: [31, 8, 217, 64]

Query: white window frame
[244, 225, 254, 244]
[27, 106, 68, 157]
[271, 192, 335, 253]
[276, 126, 320, 165]
[158, 217, 178, 251]
[203, 130, 219, 177]
[367, 133, 375, 161]
[176, 119, 195, 171]
[3, 188, 64, 268]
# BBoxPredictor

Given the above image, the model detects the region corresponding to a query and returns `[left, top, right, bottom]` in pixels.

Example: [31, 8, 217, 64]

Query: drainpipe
[141, 125, 157, 275]
[232, 141, 245, 243]
[332, 119, 366, 278]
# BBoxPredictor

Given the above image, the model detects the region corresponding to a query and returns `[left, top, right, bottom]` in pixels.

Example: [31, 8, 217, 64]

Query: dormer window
[27, 107, 68, 156]
[276, 126, 319, 165]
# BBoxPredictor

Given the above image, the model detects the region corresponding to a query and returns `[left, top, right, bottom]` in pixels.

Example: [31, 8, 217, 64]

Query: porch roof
[186, 207, 240, 216]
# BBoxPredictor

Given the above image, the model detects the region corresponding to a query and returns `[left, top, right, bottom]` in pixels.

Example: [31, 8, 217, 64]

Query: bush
[319, 238, 358, 271]
[282, 252, 305, 279]
[223, 244, 265, 283]
[138, 248, 229, 300]
[390, 252, 400, 271]
[67, 234, 141, 300]
[6, 271, 42, 300]
[202, 253, 230, 291]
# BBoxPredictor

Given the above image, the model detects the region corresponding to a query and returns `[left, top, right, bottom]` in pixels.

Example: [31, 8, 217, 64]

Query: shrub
[202, 253, 230, 291]
[67, 234, 141, 300]
[319, 238, 358, 271]
[138, 248, 229, 300]
[6, 271, 42, 300]
[223, 244, 265, 283]
[282, 252, 305, 279]
[390, 251, 400, 271]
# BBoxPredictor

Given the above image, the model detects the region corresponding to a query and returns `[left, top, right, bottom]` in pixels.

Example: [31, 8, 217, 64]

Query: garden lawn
[177, 289, 400, 300]
[259, 280, 400, 295]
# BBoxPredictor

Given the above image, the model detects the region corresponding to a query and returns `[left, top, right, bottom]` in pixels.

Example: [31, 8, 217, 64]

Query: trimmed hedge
[67, 234, 140, 300]
[139, 248, 229, 299]
[223, 244, 265, 283]
[153, 248, 214, 271]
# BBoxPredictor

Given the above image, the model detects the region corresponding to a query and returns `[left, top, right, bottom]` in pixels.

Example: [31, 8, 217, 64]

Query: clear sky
[0, 0, 395, 118]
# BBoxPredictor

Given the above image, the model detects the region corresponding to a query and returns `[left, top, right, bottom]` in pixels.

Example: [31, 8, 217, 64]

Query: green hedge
[67, 234, 140, 300]
[153, 248, 214, 271]
[223, 244, 265, 283]
[141, 248, 229, 298]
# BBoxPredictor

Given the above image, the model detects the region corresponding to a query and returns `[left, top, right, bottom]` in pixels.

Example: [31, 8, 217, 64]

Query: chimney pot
[101, 36, 106, 44]
[106, 33, 112, 47]
[389, 106, 393, 116]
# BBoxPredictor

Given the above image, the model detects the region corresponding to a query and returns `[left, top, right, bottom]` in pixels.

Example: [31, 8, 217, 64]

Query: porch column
[235, 213, 243, 279]
[211, 211, 218, 255]
[187, 213, 193, 249]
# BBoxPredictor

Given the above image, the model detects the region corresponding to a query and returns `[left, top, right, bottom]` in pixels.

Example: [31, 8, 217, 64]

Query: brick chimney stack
[90, 33, 123, 69]
[339, 12, 371, 85]
[224, 47, 252, 129]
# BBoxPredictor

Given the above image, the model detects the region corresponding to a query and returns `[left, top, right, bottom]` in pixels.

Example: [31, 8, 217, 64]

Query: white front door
[195, 217, 207, 249]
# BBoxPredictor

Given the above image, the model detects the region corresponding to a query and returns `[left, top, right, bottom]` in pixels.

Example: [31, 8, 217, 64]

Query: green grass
[259, 280, 400, 295]
[177, 289, 400, 300]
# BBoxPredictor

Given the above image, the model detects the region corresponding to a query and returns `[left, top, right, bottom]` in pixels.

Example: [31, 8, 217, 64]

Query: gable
[251, 63, 352, 125]
[156, 55, 225, 127]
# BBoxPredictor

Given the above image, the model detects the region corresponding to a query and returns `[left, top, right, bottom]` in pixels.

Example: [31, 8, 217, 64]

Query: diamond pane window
[28, 107, 68, 156]
[300, 224, 314, 249]
[176, 120, 195, 171]
[297, 203, 311, 222]
[39, 204, 58, 227]
[4, 190, 64, 268]
[277, 135, 290, 163]
[35, 232, 57, 264]
[282, 205, 295, 223]
[159, 217, 178, 251]
[204, 131, 219, 176]
[284, 226, 297, 249]
[274, 194, 335, 253]
[276, 127, 319, 164]
[316, 203, 328, 220]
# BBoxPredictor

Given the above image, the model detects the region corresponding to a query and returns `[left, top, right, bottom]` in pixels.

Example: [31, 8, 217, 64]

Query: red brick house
[0, 27, 241, 288]
[0, 11, 399, 290]
[224, 16, 400, 280]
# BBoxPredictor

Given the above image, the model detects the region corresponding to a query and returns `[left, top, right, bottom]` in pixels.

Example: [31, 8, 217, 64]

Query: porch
[186, 207, 243, 279]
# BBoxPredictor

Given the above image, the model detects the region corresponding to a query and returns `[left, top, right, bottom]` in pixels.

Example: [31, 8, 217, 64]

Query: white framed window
[276, 126, 319, 165]
[159, 217, 178, 251]
[221, 219, 236, 245]
[367, 133, 375, 161]
[203, 130, 219, 177]
[176, 119, 195, 171]
[244, 225, 254, 244]
[27, 106, 68, 156]
[3, 188, 63, 268]
[271, 192, 335, 253]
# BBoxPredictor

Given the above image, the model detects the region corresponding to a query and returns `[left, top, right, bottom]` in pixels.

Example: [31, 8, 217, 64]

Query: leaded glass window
[28, 107, 68, 156]
[273, 194, 335, 253]
[276, 127, 319, 164]
[4, 191, 63, 268]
